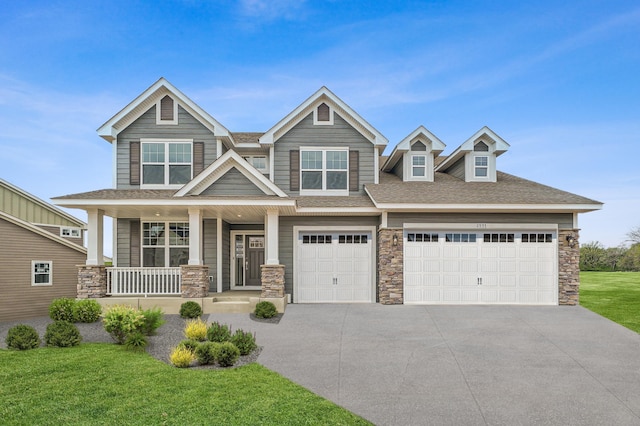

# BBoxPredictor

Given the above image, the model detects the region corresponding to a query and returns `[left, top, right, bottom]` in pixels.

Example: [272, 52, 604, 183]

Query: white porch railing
[107, 267, 181, 296]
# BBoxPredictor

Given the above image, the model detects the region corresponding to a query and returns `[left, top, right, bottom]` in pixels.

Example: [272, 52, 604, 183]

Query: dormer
[435, 126, 510, 183]
[381, 126, 446, 182]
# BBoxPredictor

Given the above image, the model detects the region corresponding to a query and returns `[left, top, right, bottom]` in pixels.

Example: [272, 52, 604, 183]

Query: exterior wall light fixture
[566, 234, 576, 248]
[392, 234, 398, 246]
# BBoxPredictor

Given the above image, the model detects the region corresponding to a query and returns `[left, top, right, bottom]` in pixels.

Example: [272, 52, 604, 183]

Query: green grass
[0, 344, 370, 425]
[580, 271, 640, 333]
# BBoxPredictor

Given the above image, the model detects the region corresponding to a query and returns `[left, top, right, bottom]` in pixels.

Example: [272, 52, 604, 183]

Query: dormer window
[156, 95, 178, 125]
[467, 141, 494, 181]
[411, 155, 427, 177]
[474, 156, 488, 177]
[243, 156, 269, 174]
[313, 102, 334, 125]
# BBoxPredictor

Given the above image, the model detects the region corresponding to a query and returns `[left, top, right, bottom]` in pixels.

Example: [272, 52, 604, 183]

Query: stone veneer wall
[181, 265, 209, 298]
[378, 228, 403, 305]
[261, 264, 285, 298]
[77, 265, 107, 298]
[558, 229, 580, 305]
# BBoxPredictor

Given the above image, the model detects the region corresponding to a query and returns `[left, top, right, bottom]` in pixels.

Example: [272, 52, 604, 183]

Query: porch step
[206, 296, 253, 314]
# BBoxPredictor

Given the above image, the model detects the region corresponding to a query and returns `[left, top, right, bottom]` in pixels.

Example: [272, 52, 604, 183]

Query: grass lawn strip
[0, 344, 370, 425]
[580, 271, 640, 333]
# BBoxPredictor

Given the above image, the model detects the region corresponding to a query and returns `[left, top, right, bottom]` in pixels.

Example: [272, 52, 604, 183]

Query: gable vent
[474, 141, 489, 152]
[160, 95, 174, 121]
[317, 103, 330, 122]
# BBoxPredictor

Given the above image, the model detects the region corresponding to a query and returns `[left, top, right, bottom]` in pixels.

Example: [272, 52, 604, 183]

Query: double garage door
[404, 230, 558, 305]
[296, 231, 373, 303]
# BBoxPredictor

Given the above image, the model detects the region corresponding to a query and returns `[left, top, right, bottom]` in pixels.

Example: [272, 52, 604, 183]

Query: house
[0, 178, 87, 321]
[53, 78, 602, 307]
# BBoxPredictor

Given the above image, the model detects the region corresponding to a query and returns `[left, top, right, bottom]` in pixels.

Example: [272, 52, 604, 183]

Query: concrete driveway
[214, 305, 640, 425]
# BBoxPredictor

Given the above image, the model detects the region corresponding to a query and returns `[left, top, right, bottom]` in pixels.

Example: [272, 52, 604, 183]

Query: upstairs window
[300, 149, 348, 193]
[156, 95, 178, 124]
[141, 140, 192, 187]
[60, 227, 81, 238]
[411, 155, 427, 177]
[243, 156, 268, 173]
[474, 156, 488, 177]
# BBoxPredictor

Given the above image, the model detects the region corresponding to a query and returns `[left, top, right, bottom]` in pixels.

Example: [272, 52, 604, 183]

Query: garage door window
[338, 234, 368, 244]
[522, 233, 553, 243]
[445, 233, 477, 243]
[302, 235, 332, 244]
[483, 233, 514, 243]
[407, 233, 438, 242]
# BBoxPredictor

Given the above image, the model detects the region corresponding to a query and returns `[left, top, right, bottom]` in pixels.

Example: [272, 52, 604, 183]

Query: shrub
[49, 298, 76, 322]
[44, 321, 82, 347]
[139, 307, 165, 336]
[124, 332, 148, 352]
[103, 305, 145, 344]
[194, 341, 219, 365]
[231, 329, 257, 356]
[206, 321, 231, 343]
[177, 339, 200, 353]
[184, 318, 208, 341]
[73, 299, 102, 323]
[5, 325, 40, 350]
[254, 301, 277, 319]
[214, 341, 240, 367]
[170, 346, 195, 368]
[179, 301, 202, 319]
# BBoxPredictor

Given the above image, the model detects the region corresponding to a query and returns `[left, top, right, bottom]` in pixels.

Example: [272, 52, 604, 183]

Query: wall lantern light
[566, 234, 576, 248]
[392, 234, 398, 246]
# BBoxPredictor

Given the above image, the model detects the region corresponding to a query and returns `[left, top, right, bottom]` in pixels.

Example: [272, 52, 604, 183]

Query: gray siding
[387, 213, 574, 229]
[116, 219, 132, 267]
[447, 157, 466, 180]
[116, 105, 217, 189]
[203, 219, 217, 291]
[273, 113, 375, 195]
[0, 218, 86, 321]
[392, 156, 404, 180]
[200, 168, 265, 196]
[279, 216, 379, 296]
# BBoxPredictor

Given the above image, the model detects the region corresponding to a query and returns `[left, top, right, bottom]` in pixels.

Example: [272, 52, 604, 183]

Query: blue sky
[1, 0, 639, 253]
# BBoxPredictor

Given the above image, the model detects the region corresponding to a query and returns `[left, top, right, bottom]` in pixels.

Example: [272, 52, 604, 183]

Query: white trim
[56, 198, 297, 208]
[313, 102, 334, 125]
[381, 211, 388, 228]
[31, 260, 53, 286]
[382, 126, 446, 172]
[265, 210, 279, 265]
[436, 126, 509, 173]
[374, 147, 380, 184]
[86, 209, 104, 265]
[269, 146, 275, 181]
[572, 213, 579, 229]
[230, 230, 265, 290]
[60, 226, 82, 238]
[139, 139, 193, 189]
[112, 140, 117, 188]
[299, 147, 349, 196]
[292, 225, 377, 303]
[216, 138, 222, 160]
[155, 94, 178, 125]
[216, 217, 222, 293]
[188, 208, 203, 265]
[243, 155, 269, 174]
[403, 223, 559, 231]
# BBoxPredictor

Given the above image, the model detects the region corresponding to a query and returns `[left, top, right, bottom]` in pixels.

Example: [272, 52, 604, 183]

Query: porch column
[265, 209, 279, 265]
[188, 208, 203, 265]
[86, 209, 104, 265]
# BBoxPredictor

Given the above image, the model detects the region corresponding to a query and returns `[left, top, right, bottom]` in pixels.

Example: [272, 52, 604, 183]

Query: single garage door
[296, 232, 373, 303]
[404, 230, 557, 305]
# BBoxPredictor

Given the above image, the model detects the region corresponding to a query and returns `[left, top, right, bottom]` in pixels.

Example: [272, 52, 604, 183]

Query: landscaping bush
[44, 321, 82, 347]
[170, 346, 195, 368]
[139, 307, 165, 336]
[231, 329, 257, 356]
[179, 301, 202, 318]
[184, 318, 208, 341]
[206, 321, 231, 342]
[177, 339, 200, 353]
[214, 341, 240, 367]
[254, 301, 277, 319]
[5, 325, 40, 350]
[194, 341, 219, 365]
[103, 305, 145, 344]
[73, 299, 102, 323]
[49, 298, 76, 322]
[124, 331, 148, 352]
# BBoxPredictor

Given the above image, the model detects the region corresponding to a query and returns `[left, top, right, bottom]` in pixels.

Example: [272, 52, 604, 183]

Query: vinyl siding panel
[203, 219, 217, 292]
[200, 169, 266, 196]
[116, 219, 132, 267]
[387, 213, 574, 229]
[0, 185, 81, 227]
[0, 218, 86, 321]
[447, 157, 466, 180]
[116, 105, 217, 188]
[392, 156, 404, 180]
[279, 216, 379, 296]
[273, 113, 375, 195]
[35, 224, 84, 247]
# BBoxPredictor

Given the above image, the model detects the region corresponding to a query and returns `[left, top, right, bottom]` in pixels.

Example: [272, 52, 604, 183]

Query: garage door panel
[443, 289, 461, 302]
[443, 275, 460, 287]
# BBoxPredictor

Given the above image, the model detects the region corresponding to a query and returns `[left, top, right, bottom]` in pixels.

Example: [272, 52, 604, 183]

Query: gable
[200, 168, 266, 196]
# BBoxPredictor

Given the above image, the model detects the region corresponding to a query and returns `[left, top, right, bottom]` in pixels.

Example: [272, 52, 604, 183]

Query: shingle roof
[366, 171, 602, 206]
[295, 195, 375, 208]
[231, 132, 264, 144]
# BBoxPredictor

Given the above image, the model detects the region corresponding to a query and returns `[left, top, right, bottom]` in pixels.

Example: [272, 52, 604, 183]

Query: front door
[232, 233, 264, 288]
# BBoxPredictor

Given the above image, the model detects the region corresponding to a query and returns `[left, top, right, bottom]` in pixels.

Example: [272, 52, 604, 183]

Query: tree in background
[627, 226, 640, 245]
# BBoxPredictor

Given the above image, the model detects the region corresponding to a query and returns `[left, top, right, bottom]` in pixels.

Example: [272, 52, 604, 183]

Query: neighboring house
[54, 78, 602, 306]
[0, 178, 87, 321]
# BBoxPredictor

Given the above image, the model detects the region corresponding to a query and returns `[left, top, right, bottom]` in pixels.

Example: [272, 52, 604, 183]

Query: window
[474, 156, 488, 177]
[142, 222, 189, 267]
[61, 227, 81, 238]
[314, 103, 334, 125]
[407, 233, 438, 242]
[302, 235, 332, 244]
[141, 141, 192, 186]
[156, 95, 178, 124]
[445, 233, 477, 243]
[483, 233, 515, 243]
[411, 155, 427, 177]
[243, 156, 268, 173]
[301, 149, 348, 193]
[522, 233, 553, 243]
[32, 261, 52, 286]
[338, 234, 368, 244]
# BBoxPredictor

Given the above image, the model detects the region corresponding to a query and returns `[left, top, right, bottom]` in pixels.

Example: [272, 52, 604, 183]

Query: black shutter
[290, 150, 300, 191]
[130, 220, 141, 267]
[130, 141, 140, 186]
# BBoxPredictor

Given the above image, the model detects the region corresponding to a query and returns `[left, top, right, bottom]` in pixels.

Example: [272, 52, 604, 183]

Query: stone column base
[559, 229, 580, 305]
[261, 264, 285, 298]
[181, 265, 209, 298]
[378, 228, 404, 305]
[77, 265, 107, 299]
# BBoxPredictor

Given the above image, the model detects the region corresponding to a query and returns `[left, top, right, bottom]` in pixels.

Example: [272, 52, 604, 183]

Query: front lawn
[580, 271, 640, 333]
[0, 344, 369, 425]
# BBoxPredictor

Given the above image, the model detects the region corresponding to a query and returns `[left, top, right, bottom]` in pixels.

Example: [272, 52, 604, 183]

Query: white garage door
[404, 231, 557, 305]
[296, 232, 373, 303]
